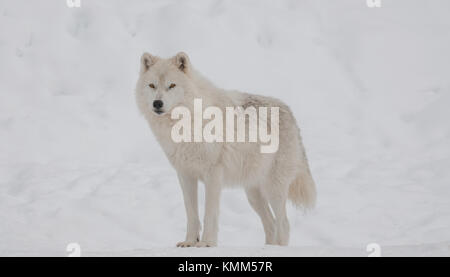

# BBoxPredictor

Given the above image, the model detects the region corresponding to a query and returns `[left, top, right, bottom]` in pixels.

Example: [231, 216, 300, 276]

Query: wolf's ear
[140, 52, 157, 74]
[173, 52, 190, 73]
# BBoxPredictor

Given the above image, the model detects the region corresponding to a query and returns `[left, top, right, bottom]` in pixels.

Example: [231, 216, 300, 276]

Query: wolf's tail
[288, 166, 316, 210]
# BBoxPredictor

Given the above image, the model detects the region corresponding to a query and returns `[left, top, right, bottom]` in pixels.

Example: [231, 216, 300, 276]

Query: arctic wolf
[135, 52, 316, 247]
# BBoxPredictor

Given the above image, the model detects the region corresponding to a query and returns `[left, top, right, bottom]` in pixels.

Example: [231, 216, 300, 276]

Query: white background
[0, 0, 449, 256]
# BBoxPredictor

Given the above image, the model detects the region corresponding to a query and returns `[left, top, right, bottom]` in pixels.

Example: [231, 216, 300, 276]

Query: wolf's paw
[195, 241, 217, 247]
[176, 240, 197, 248]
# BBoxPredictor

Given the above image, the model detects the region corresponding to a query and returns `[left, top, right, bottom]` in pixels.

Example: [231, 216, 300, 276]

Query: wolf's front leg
[176, 172, 201, 247]
[197, 179, 221, 247]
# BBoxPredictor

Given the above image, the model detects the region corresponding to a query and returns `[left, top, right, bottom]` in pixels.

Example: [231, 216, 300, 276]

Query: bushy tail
[288, 168, 316, 210]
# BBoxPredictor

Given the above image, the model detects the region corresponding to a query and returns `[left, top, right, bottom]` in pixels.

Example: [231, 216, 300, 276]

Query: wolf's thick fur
[135, 52, 316, 247]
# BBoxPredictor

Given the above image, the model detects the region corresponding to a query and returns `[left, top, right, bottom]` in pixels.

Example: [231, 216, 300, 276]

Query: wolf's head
[136, 52, 193, 117]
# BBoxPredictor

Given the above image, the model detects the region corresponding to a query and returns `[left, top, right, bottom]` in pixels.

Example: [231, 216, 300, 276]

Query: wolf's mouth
[153, 109, 164, 115]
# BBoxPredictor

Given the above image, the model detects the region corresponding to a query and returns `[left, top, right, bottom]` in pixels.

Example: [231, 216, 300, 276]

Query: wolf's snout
[152, 100, 164, 115]
[153, 100, 163, 109]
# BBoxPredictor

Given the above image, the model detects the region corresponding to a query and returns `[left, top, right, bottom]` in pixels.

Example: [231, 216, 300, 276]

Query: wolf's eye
[149, 83, 155, 89]
[169, 83, 176, 89]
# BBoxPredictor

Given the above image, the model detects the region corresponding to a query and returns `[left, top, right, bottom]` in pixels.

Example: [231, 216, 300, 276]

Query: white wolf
[135, 52, 316, 247]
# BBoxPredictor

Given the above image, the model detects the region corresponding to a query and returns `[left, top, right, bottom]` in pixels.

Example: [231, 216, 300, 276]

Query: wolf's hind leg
[265, 184, 290, 246]
[176, 172, 201, 247]
[245, 186, 276, 244]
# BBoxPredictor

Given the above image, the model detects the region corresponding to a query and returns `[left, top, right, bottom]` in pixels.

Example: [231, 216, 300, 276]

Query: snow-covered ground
[1, 0, 450, 256]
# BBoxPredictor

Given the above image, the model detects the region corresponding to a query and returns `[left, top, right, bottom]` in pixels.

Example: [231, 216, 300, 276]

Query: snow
[1, 0, 450, 256]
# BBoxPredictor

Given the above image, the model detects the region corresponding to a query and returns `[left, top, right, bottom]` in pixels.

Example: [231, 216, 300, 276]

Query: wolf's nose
[153, 100, 163, 109]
